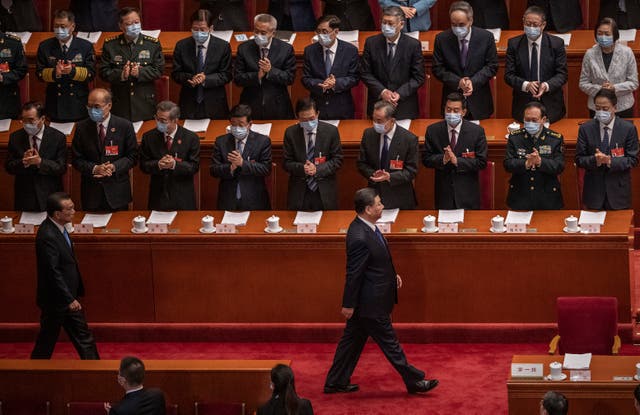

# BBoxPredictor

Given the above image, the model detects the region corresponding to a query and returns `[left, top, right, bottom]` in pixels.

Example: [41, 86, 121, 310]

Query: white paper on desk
[81, 213, 112, 228]
[212, 30, 233, 43]
[505, 211, 533, 225]
[438, 209, 465, 223]
[377, 208, 400, 224]
[221, 211, 250, 226]
[0, 119, 11, 132]
[322, 120, 340, 127]
[396, 119, 412, 130]
[293, 211, 323, 225]
[250, 123, 272, 136]
[183, 119, 210, 133]
[619, 29, 637, 42]
[287, 33, 297, 45]
[551, 33, 571, 46]
[579, 210, 606, 225]
[487, 28, 501, 42]
[76, 31, 102, 44]
[132, 121, 143, 134]
[19, 211, 46, 225]
[470, 120, 480, 125]
[141, 29, 161, 38]
[49, 122, 74, 136]
[7, 31, 31, 44]
[406, 31, 419, 40]
[563, 353, 592, 370]
[337, 30, 359, 42]
[147, 211, 177, 225]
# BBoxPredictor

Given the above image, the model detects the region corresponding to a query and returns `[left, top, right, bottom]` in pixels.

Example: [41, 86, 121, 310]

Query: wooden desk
[508, 355, 640, 415]
[0, 359, 290, 415]
[0, 210, 632, 324]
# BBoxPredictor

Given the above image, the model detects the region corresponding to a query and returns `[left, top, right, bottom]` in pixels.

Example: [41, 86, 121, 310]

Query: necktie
[99, 123, 106, 147]
[450, 129, 457, 150]
[235, 139, 244, 199]
[601, 126, 610, 154]
[196, 45, 205, 104]
[306, 132, 318, 192]
[261, 47, 268, 59]
[530, 42, 539, 82]
[460, 39, 468, 69]
[62, 44, 68, 59]
[387, 43, 395, 62]
[165, 135, 172, 151]
[380, 134, 390, 170]
[325, 48, 332, 78]
[31, 136, 38, 151]
[619, 0, 627, 12]
[63, 228, 71, 247]
[374, 226, 386, 247]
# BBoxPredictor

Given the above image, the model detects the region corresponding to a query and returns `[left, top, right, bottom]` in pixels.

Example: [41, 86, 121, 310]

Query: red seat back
[141, 0, 184, 31]
[0, 400, 50, 415]
[556, 296, 618, 355]
[479, 160, 495, 209]
[195, 402, 246, 415]
[19, 73, 29, 106]
[351, 81, 367, 120]
[576, 164, 585, 208]
[67, 402, 105, 415]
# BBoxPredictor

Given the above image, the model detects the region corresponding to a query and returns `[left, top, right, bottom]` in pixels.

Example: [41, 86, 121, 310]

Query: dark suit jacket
[302, 39, 359, 119]
[504, 33, 567, 123]
[71, 114, 138, 211]
[0, 33, 28, 119]
[5, 126, 67, 212]
[283, 121, 344, 210]
[268, 0, 316, 31]
[172, 34, 231, 119]
[0, 0, 41, 32]
[423, 120, 488, 209]
[139, 125, 200, 211]
[527, 0, 582, 33]
[432, 27, 498, 120]
[323, 0, 375, 30]
[233, 38, 296, 120]
[600, 0, 640, 29]
[576, 118, 640, 210]
[210, 131, 272, 210]
[198, 0, 250, 31]
[468, 0, 509, 29]
[360, 33, 425, 119]
[70, 0, 119, 32]
[36, 217, 84, 311]
[356, 125, 418, 209]
[342, 217, 398, 319]
[257, 396, 313, 415]
[109, 388, 166, 415]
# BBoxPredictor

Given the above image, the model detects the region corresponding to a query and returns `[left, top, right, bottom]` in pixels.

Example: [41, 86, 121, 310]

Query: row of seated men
[1, 3, 639, 126]
[5, 86, 638, 214]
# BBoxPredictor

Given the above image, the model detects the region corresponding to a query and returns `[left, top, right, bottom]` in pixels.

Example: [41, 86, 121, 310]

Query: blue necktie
[63, 228, 71, 247]
[374, 226, 386, 247]
[380, 134, 390, 170]
[306, 132, 318, 192]
[600, 126, 610, 154]
[196, 45, 205, 104]
[325, 48, 332, 78]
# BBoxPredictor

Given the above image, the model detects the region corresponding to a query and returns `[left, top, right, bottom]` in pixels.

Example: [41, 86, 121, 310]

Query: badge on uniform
[538, 145, 552, 155]
[105, 145, 119, 156]
[517, 148, 527, 157]
[0, 48, 12, 58]
[314, 152, 326, 165]
[611, 146, 625, 157]
[0, 62, 9, 72]
[72, 53, 83, 63]
[114, 55, 123, 63]
[389, 157, 404, 170]
[138, 50, 150, 60]
[462, 150, 475, 158]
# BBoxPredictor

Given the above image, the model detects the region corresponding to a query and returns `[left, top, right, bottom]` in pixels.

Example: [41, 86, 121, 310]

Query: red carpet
[2, 342, 640, 414]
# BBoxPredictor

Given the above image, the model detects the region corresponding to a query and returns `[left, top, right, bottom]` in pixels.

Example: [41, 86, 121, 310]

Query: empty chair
[195, 402, 245, 415]
[0, 400, 50, 415]
[479, 161, 495, 210]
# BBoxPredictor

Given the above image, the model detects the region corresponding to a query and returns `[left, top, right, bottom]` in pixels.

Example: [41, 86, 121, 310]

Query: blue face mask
[381, 24, 397, 39]
[24, 122, 40, 136]
[445, 112, 462, 127]
[452, 26, 469, 40]
[88, 107, 104, 122]
[300, 119, 318, 132]
[595, 110, 613, 125]
[192, 30, 209, 44]
[156, 121, 168, 134]
[254, 34, 269, 47]
[373, 122, 387, 134]
[125, 23, 142, 38]
[318, 33, 333, 47]
[230, 125, 248, 139]
[597, 35, 614, 48]
[524, 121, 541, 136]
[524, 26, 541, 40]
[54, 27, 70, 41]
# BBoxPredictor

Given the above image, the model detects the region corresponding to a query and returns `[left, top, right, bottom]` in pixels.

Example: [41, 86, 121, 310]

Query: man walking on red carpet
[324, 188, 439, 394]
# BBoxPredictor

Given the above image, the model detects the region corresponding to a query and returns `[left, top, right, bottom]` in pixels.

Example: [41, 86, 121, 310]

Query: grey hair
[254, 13, 277, 30]
[90, 88, 112, 104]
[449, 1, 474, 19]
[156, 100, 180, 120]
[373, 100, 396, 119]
[382, 6, 405, 23]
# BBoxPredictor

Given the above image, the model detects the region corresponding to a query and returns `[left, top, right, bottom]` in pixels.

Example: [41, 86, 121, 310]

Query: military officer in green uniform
[36, 9, 95, 122]
[0, 31, 27, 119]
[504, 101, 565, 210]
[99, 7, 164, 122]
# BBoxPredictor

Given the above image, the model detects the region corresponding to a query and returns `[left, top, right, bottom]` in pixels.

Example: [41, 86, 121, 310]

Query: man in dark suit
[198, 0, 250, 31]
[36, 9, 95, 122]
[357, 100, 418, 209]
[432, 1, 498, 120]
[467, 0, 509, 29]
[268, 0, 316, 31]
[283, 97, 343, 211]
[210, 104, 272, 210]
[172, 9, 231, 120]
[70, 0, 119, 32]
[0, 31, 27, 119]
[423, 92, 488, 209]
[0, 0, 41, 32]
[140, 101, 200, 211]
[322, 0, 375, 30]
[324, 187, 438, 394]
[360, 6, 425, 120]
[31, 192, 99, 359]
[302, 15, 359, 120]
[504, 101, 565, 210]
[105, 356, 166, 415]
[72, 88, 137, 212]
[5, 101, 67, 212]
[527, 0, 582, 33]
[600, 0, 640, 30]
[576, 88, 639, 210]
[99, 7, 165, 122]
[504, 6, 568, 124]
[233, 14, 296, 120]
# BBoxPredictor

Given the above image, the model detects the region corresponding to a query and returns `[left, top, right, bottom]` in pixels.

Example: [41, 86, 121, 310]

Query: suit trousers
[301, 188, 324, 211]
[325, 315, 424, 388]
[31, 308, 99, 359]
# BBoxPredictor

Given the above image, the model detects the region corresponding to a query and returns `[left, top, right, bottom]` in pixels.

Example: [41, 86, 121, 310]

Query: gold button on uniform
[530, 186, 534, 190]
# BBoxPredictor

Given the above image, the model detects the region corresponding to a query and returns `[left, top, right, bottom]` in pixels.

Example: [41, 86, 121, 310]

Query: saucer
[634, 375, 640, 381]
[66, 227, 74, 234]
[421, 227, 438, 233]
[0, 227, 15, 234]
[199, 227, 216, 234]
[131, 227, 148, 234]
[563, 226, 581, 233]
[545, 373, 567, 381]
[490, 227, 506, 233]
[264, 226, 284, 233]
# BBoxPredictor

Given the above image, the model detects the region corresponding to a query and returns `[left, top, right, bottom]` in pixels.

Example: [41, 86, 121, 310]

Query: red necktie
[31, 136, 38, 151]
[99, 123, 106, 147]
[165, 135, 173, 151]
[450, 129, 457, 150]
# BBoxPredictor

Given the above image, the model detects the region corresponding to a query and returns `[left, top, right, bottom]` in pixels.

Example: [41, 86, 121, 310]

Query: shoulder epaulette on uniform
[547, 130, 562, 138]
[104, 36, 118, 42]
[5, 34, 21, 42]
[511, 128, 525, 135]
[142, 35, 158, 42]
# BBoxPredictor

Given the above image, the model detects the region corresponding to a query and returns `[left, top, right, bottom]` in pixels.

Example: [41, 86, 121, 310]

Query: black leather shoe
[324, 383, 360, 394]
[407, 379, 439, 394]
